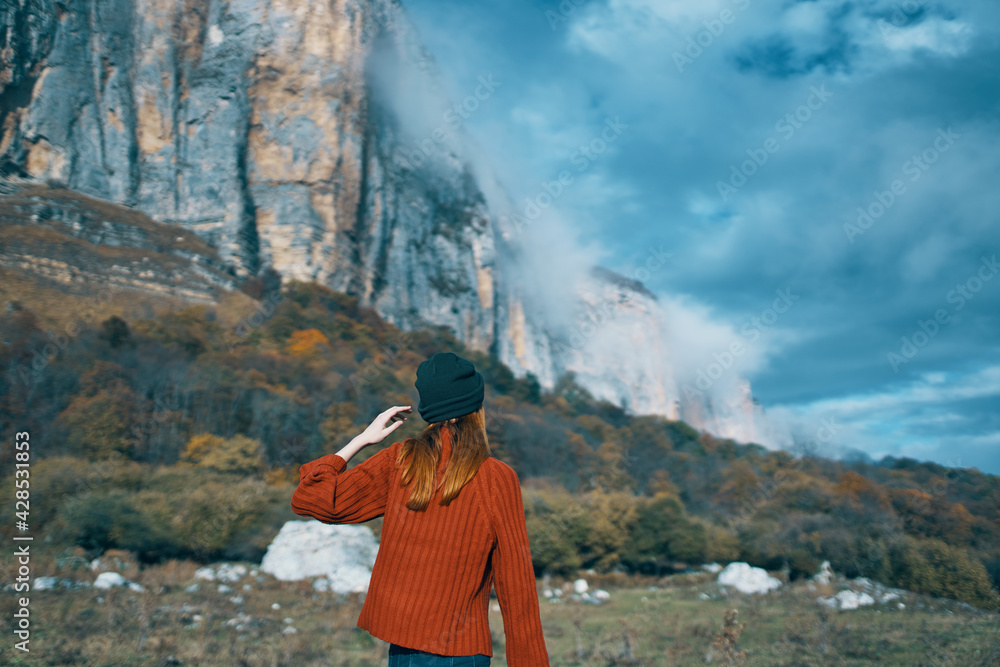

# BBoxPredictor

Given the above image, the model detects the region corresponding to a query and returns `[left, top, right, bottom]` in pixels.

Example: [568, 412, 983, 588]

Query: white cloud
[781, 2, 828, 36]
[566, 0, 977, 81]
[880, 17, 973, 58]
[960, 432, 1000, 448]
[656, 290, 797, 389]
[566, 0, 742, 64]
[763, 364, 1000, 465]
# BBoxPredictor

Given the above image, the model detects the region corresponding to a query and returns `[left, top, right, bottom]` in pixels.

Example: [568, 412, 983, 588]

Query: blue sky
[399, 0, 1000, 475]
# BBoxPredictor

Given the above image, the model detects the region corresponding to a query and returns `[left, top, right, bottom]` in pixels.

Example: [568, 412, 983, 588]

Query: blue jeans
[387, 642, 491, 666]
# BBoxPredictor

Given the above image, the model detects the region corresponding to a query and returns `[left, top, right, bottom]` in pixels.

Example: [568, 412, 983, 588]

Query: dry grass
[1, 180, 245, 330]
[2, 546, 998, 666]
[1, 181, 217, 254]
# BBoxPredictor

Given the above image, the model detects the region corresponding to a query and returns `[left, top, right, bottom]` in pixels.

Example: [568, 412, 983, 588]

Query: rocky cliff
[0, 0, 772, 445]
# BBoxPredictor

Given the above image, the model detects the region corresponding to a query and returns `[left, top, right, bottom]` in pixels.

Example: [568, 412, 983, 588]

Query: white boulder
[573, 578, 588, 594]
[33, 577, 90, 591]
[701, 563, 723, 574]
[33, 577, 61, 590]
[813, 560, 834, 585]
[194, 563, 248, 582]
[818, 589, 876, 610]
[847, 590, 875, 609]
[224, 613, 253, 630]
[260, 520, 379, 594]
[94, 572, 128, 589]
[216, 563, 248, 582]
[716, 562, 781, 594]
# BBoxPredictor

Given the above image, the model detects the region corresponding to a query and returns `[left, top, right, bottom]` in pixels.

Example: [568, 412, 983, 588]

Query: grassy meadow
[2, 546, 997, 666]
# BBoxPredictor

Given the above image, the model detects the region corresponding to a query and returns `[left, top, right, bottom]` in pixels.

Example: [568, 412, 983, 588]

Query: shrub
[181, 433, 265, 475]
[523, 486, 589, 575]
[701, 520, 742, 563]
[50, 487, 174, 559]
[56, 387, 137, 459]
[888, 536, 1000, 610]
[622, 492, 706, 570]
[45, 463, 273, 562]
[580, 489, 639, 571]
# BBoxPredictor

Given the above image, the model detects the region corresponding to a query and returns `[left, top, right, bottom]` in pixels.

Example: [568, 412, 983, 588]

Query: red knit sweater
[290, 427, 551, 666]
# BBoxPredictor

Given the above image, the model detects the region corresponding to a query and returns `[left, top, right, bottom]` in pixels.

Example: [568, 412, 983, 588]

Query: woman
[291, 351, 551, 666]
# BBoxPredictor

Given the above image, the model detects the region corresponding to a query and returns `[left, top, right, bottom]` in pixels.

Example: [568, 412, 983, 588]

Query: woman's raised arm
[290, 405, 411, 523]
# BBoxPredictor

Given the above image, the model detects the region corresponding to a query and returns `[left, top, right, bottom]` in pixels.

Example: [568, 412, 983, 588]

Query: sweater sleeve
[487, 460, 551, 667]
[290, 443, 397, 524]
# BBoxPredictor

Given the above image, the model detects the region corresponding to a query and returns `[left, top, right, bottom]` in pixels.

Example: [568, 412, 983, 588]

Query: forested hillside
[2, 279, 998, 610]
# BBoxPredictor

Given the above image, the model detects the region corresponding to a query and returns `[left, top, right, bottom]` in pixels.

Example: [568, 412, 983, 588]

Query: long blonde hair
[396, 405, 490, 510]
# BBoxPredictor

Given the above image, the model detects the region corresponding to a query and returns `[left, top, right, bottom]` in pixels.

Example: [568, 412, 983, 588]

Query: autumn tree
[181, 433, 264, 476]
[57, 385, 138, 460]
[286, 328, 331, 356]
[593, 441, 636, 493]
[523, 485, 589, 575]
[580, 488, 639, 571]
[713, 459, 761, 512]
[622, 491, 706, 572]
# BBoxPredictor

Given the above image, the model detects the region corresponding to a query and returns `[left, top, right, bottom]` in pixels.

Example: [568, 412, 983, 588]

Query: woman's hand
[358, 406, 413, 446]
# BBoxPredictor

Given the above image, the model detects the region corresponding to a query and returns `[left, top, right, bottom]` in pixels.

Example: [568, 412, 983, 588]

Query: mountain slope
[0, 0, 770, 444]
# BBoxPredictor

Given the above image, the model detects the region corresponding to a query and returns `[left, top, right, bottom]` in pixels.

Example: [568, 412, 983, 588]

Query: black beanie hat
[415, 352, 485, 424]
